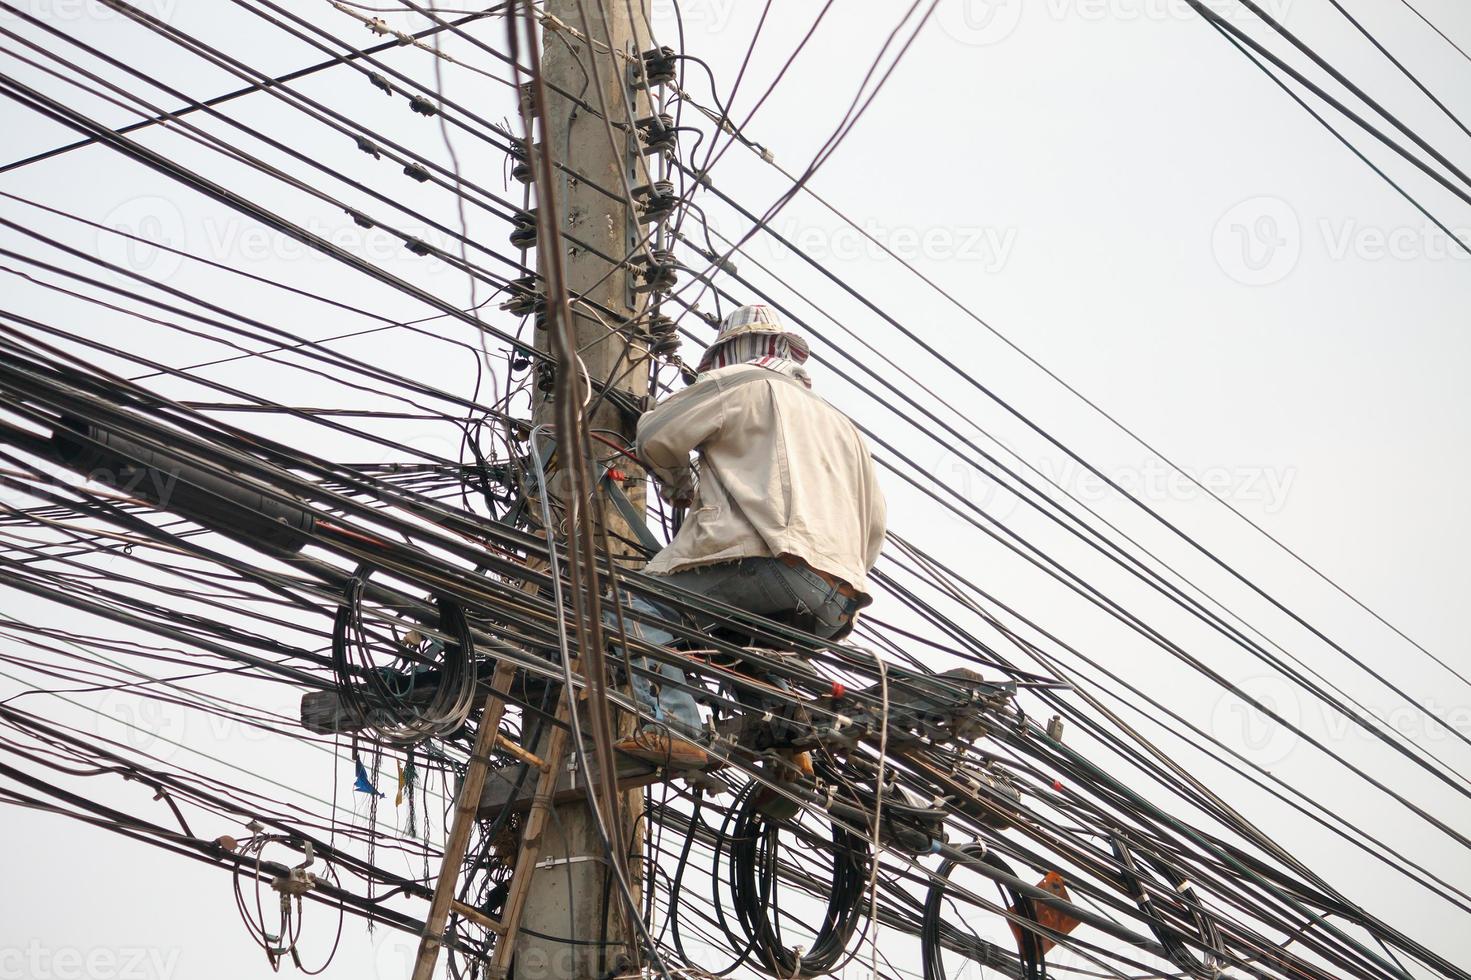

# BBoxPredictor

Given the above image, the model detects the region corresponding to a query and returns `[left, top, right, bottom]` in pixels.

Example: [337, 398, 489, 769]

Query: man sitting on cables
[612, 304, 887, 769]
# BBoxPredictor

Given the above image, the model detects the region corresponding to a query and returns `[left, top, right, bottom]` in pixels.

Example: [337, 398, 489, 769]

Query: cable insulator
[635, 113, 677, 156]
[634, 179, 678, 224]
[633, 249, 677, 293]
[645, 312, 677, 340]
[500, 275, 543, 316]
[510, 208, 538, 249]
[504, 136, 534, 184]
[638, 46, 677, 87]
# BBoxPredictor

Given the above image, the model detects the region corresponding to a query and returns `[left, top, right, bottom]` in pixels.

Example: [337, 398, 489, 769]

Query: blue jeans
[607, 557, 861, 738]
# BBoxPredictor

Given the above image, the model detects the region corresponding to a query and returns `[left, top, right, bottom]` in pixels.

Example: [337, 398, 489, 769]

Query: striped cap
[697, 304, 810, 372]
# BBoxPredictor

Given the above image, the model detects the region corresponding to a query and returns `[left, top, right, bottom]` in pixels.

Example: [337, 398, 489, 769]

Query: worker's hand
[657, 467, 695, 506]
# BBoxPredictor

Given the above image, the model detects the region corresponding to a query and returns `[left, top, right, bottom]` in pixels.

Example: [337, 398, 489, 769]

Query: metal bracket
[534, 854, 602, 870]
[601, 467, 663, 553]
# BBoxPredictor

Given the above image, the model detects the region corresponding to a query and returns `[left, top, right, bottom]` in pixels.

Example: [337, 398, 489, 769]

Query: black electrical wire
[331, 562, 479, 746]
[924, 843, 1048, 980]
[725, 771, 872, 978]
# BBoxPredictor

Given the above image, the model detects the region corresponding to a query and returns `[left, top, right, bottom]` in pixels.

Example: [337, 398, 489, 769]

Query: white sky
[2, 0, 1469, 978]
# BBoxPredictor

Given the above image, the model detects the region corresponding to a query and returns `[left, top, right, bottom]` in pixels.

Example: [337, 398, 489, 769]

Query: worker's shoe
[785, 749, 815, 779]
[684, 770, 729, 797]
[614, 730, 708, 769]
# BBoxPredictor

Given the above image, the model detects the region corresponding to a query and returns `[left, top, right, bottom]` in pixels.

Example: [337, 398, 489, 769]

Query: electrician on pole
[613, 304, 888, 768]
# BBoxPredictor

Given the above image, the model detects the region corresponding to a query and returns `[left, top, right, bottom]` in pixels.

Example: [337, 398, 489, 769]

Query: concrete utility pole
[521, 2, 654, 978]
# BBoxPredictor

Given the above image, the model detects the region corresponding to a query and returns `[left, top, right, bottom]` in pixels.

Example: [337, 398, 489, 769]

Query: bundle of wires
[1, 3, 1469, 977]
[923, 843, 1046, 980]
[1109, 833, 1227, 978]
[231, 832, 345, 975]
[725, 775, 872, 979]
[331, 563, 479, 747]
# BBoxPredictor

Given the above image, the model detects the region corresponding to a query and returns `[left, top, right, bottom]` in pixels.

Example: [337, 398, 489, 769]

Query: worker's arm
[865, 476, 888, 568]
[858, 432, 888, 570]
[634, 376, 728, 502]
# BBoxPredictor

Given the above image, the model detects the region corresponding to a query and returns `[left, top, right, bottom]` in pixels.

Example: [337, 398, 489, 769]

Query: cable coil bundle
[231, 831, 344, 975]
[1110, 833, 1227, 978]
[723, 776, 872, 979]
[923, 843, 1048, 980]
[331, 563, 478, 747]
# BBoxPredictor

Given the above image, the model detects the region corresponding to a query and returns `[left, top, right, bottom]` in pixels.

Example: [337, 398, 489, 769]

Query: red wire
[588, 431, 646, 468]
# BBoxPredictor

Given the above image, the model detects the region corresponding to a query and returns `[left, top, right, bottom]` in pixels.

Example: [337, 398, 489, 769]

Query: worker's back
[637, 362, 886, 596]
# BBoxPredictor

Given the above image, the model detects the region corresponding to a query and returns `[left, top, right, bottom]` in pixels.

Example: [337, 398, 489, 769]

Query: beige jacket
[635, 363, 887, 597]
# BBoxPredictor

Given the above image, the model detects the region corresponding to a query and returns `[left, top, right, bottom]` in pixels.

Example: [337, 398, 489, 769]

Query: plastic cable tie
[1175, 880, 1193, 894]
